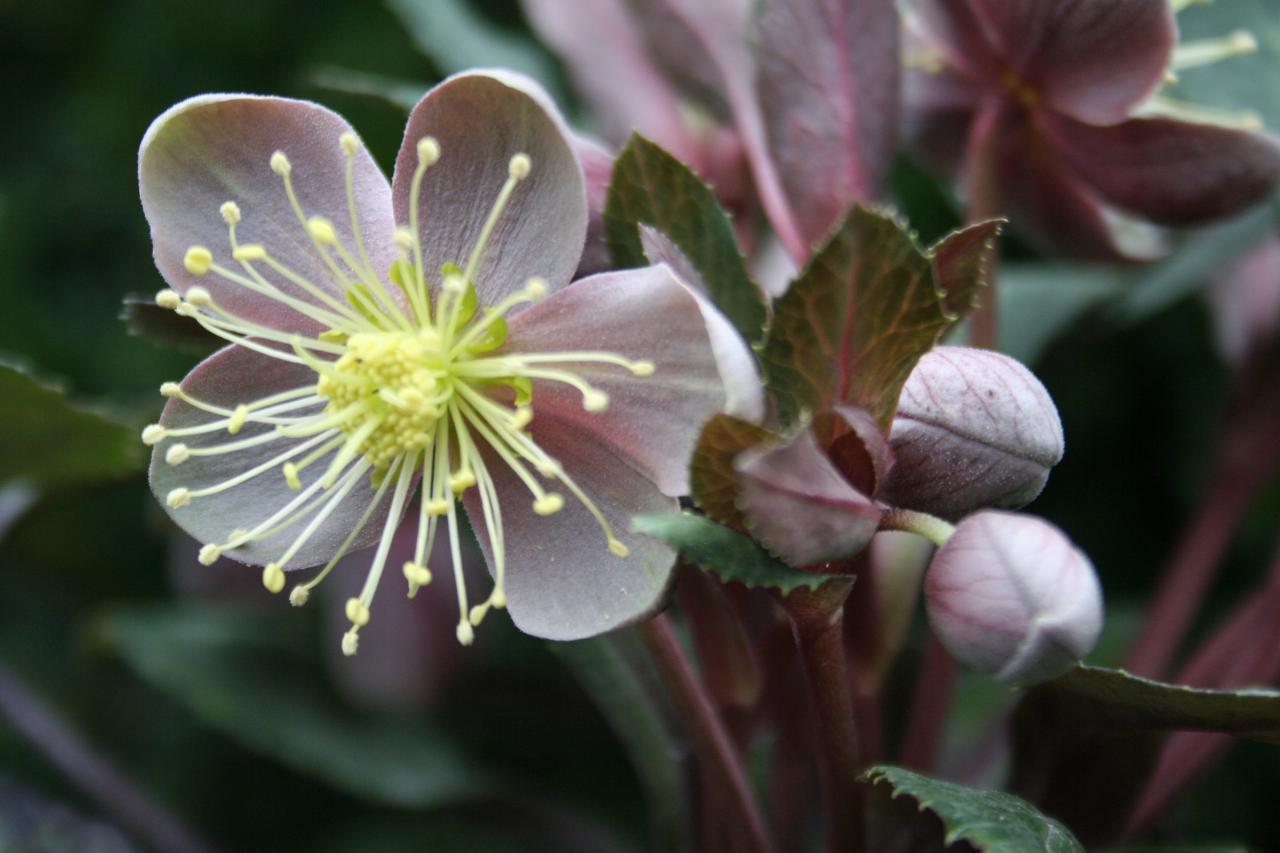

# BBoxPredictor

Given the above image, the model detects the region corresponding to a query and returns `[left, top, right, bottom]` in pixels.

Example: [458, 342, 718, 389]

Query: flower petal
[903, 67, 984, 179]
[392, 70, 587, 304]
[1041, 112, 1280, 225]
[150, 345, 398, 569]
[464, 417, 677, 641]
[504, 264, 758, 496]
[1209, 236, 1280, 365]
[139, 95, 397, 333]
[574, 133, 615, 277]
[968, 0, 1174, 124]
[908, 0, 1004, 82]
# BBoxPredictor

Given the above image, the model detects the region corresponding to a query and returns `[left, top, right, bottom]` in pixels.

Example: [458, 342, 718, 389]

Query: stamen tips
[468, 603, 488, 626]
[449, 470, 477, 494]
[508, 152, 531, 180]
[160, 381, 182, 398]
[197, 543, 222, 565]
[456, 620, 475, 646]
[155, 289, 181, 310]
[425, 498, 451, 516]
[141, 424, 167, 445]
[491, 587, 506, 609]
[345, 597, 371, 627]
[166, 487, 191, 509]
[582, 389, 609, 412]
[509, 407, 533, 430]
[307, 216, 337, 244]
[186, 286, 213, 307]
[262, 563, 286, 594]
[232, 244, 267, 262]
[289, 586, 310, 607]
[393, 226, 414, 251]
[227, 404, 249, 434]
[183, 246, 213, 276]
[219, 201, 241, 225]
[630, 360, 655, 377]
[270, 150, 291, 176]
[417, 136, 441, 167]
[282, 462, 302, 491]
[608, 537, 630, 558]
[165, 443, 191, 466]
[342, 629, 360, 657]
[339, 131, 360, 156]
[532, 493, 564, 516]
[524, 277, 547, 300]
[403, 561, 433, 588]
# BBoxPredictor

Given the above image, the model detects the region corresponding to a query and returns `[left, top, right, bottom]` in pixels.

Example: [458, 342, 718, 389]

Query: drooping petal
[756, 0, 901, 244]
[735, 426, 881, 566]
[139, 95, 397, 333]
[504, 265, 760, 496]
[149, 345, 398, 569]
[392, 70, 587, 304]
[1040, 112, 1280, 225]
[464, 417, 677, 641]
[574, 133, 615, 277]
[967, 0, 1175, 124]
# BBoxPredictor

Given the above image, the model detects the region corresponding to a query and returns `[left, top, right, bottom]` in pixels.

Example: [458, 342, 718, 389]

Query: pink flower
[138, 70, 759, 652]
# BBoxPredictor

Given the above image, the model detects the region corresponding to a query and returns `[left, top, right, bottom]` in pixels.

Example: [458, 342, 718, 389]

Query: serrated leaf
[932, 219, 1003, 316]
[866, 765, 1085, 852]
[96, 605, 491, 809]
[632, 512, 838, 593]
[1033, 664, 1280, 743]
[689, 414, 776, 527]
[761, 206, 993, 428]
[604, 134, 767, 342]
[120, 294, 220, 355]
[0, 360, 144, 488]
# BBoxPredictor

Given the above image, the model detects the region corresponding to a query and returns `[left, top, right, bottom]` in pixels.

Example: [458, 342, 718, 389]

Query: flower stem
[641, 613, 773, 853]
[899, 632, 957, 772]
[879, 508, 955, 548]
[0, 662, 220, 853]
[963, 100, 1006, 350]
[783, 581, 865, 853]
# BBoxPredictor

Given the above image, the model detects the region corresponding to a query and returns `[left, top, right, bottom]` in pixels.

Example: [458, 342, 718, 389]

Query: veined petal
[967, 0, 1175, 124]
[503, 265, 755, 496]
[1041, 112, 1280, 225]
[139, 95, 397, 333]
[149, 345, 400, 569]
[464, 420, 677, 641]
[392, 70, 587, 305]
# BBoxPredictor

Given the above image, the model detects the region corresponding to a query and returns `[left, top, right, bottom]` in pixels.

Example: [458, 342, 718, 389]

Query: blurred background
[1, 0, 1278, 850]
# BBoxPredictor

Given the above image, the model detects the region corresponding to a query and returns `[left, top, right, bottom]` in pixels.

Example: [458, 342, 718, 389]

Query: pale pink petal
[827, 403, 894, 496]
[1209, 236, 1280, 364]
[575, 133, 615, 277]
[464, 417, 677, 641]
[150, 345, 397, 569]
[391, 70, 587, 306]
[504, 265, 759, 495]
[908, 0, 1004, 82]
[139, 95, 397, 334]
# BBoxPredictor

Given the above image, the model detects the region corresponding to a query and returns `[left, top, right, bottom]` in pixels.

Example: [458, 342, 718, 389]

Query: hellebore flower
[904, 0, 1280, 259]
[138, 70, 759, 652]
[925, 510, 1103, 684]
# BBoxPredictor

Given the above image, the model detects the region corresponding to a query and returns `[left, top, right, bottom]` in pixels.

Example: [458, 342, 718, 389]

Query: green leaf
[997, 264, 1129, 364]
[632, 512, 837, 593]
[95, 604, 491, 809]
[604, 134, 767, 343]
[866, 765, 1085, 852]
[119, 294, 220, 355]
[688, 414, 777, 527]
[384, 0, 566, 104]
[761, 207, 998, 428]
[0, 359, 144, 488]
[1033, 664, 1280, 743]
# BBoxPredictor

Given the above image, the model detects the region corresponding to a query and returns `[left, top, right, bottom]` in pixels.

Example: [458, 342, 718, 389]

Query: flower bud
[925, 511, 1102, 685]
[878, 346, 1063, 520]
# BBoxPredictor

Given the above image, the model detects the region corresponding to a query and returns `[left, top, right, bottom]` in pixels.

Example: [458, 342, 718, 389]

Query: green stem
[879, 508, 956, 548]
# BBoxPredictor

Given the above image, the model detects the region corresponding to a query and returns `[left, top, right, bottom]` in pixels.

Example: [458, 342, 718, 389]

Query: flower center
[145, 130, 653, 654]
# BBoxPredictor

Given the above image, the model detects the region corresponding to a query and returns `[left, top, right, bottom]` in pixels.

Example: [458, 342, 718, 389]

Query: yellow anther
[417, 136, 441, 166]
[262, 563, 286, 594]
[425, 498, 451, 516]
[141, 424, 167, 445]
[160, 381, 182, 398]
[220, 201, 241, 224]
[532, 493, 564, 516]
[582, 389, 609, 412]
[270, 150, 291, 176]
[339, 131, 360, 156]
[509, 407, 533, 430]
[535, 458, 562, 478]
[307, 216, 337, 244]
[319, 329, 348, 344]
[197, 543, 222, 565]
[508, 152, 531, 180]
[165, 443, 191, 465]
[456, 620, 475, 646]
[282, 462, 302, 491]
[345, 597, 371, 627]
[341, 629, 360, 657]
[393, 227, 414, 251]
[630, 360, 655, 377]
[289, 586, 310, 607]
[443, 272, 466, 293]
[184, 246, 213, 275]
[524, 277, 547, 300]
[491, 587, 506, 609]
[468, 602, 489, 626]
[227, 404, 249, 434]
[166, 487, 191, 508]
[403, 561, 433, 587]
[155, 289, 181, 310]
[449, 470, 477, 494]
[608, 538, 630, 557]
[232, 244, 267, 262]
[186, 287, 213, 307]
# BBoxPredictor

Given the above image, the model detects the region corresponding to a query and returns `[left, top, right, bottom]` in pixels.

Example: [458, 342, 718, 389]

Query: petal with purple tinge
[968, 0, 1175, 124]
[907, 0, 1003, 82]
[149, 344, 397, 569]
[824, 403, 894, 496]
[903, 67, 984, 179]
[575, 133, 616, 277]
[139, 95, 397, 333]
[1041, 112, 1280, 226]
[757, 0, 901, 244]
[464, 415, 678, 641]
[878, 346, 1063, 520]
[392, 70, 587, 305]
[505, 265, 760, 496]
[1209, 236, 1280, 365]
[735, 427, 881, 567]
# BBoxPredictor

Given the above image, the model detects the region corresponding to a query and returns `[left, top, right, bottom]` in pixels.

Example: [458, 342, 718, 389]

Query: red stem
[899, 631, 957, 771]
[641, 614, 773, 853]
[963, 99, 1006, 351]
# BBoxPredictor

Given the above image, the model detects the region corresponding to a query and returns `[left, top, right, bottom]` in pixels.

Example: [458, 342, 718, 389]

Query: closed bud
[879, 347, 1063, 520]
[925, 511, 1103, 685]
